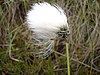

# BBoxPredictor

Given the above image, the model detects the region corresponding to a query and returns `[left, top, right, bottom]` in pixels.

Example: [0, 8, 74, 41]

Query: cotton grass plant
[26, 2, 70, 59]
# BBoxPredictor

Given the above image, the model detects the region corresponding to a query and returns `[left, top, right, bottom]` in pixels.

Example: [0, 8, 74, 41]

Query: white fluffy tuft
[26, 2, 69, 40]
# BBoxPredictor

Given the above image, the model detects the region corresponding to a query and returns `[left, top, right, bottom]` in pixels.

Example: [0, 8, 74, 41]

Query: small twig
[8, 43, 22, 62]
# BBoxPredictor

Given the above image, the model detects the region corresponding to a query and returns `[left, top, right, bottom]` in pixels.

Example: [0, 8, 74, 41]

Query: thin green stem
[66, 43, 70, 75]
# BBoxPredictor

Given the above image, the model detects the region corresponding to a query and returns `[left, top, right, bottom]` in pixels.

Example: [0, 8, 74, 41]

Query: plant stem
[66, 43, 70, 75]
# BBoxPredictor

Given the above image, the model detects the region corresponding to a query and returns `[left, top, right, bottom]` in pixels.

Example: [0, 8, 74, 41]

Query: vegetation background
[0, 0, 100, 75]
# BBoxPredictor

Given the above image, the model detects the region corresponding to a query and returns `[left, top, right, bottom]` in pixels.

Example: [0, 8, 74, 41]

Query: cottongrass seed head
[26, 2, 70, 58]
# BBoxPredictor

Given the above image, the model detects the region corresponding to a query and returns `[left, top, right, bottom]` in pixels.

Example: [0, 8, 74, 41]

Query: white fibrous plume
[26, 2, 70, 58]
